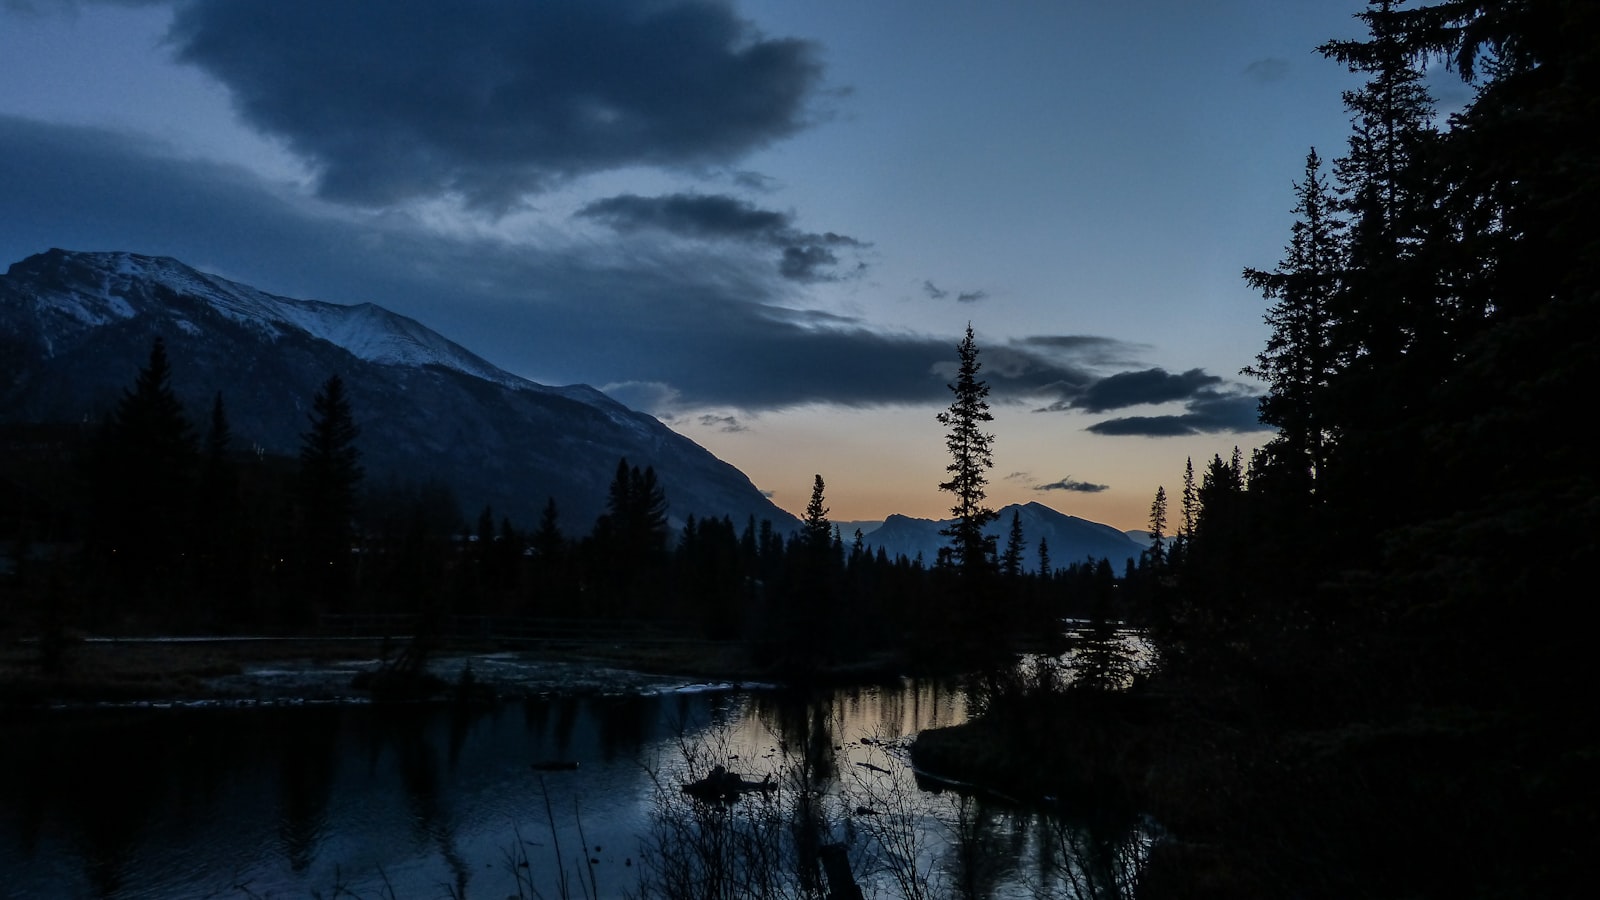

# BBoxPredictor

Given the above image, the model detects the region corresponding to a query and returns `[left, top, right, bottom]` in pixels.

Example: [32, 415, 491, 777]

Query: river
[0, 652, 1151, 899]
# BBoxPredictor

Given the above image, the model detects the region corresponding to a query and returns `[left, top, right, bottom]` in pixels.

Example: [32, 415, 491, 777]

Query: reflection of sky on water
[1, 664, 1148, 898]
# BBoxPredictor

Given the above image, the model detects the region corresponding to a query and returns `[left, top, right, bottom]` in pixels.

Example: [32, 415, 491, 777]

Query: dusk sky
[0, 0, 1448, 531]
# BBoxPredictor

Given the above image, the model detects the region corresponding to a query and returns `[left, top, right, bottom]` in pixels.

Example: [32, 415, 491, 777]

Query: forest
[2, 0, 1595, 896]
[0, 329, 1149, 677]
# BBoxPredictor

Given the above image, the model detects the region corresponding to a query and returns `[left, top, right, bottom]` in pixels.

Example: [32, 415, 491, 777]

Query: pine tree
[194, 391, 245, 619]
[1180, 457, 1197, 540]
[1243, 148, 1345, 493]
[802, 474, 831, 553]
[936, 324, 998, 575]
[1000, 510, 1026, 579]
[1318, 0, 1445, 547]
[92, 336, 198, 610]
[1146, 485, 1168, 570]
[593, 458, 670, 613]
[298, 374, 364, 612]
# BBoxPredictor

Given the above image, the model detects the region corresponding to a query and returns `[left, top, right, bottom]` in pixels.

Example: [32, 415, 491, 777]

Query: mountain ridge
[0, 248, 794, 533]
[860, 500, 1147, 572]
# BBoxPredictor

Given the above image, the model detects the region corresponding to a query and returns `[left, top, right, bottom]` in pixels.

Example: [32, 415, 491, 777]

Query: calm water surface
[1, 657, 1147, 899]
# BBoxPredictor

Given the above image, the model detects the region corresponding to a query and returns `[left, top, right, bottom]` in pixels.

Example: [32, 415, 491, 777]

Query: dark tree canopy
[93, 336, 198, 605]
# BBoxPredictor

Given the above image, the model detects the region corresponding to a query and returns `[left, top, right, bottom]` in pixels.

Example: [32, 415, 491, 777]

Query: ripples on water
[0, 654, 1151, 898]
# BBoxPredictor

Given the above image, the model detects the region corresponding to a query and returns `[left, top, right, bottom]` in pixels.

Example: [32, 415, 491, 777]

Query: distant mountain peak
[860, 501, 1143, 573]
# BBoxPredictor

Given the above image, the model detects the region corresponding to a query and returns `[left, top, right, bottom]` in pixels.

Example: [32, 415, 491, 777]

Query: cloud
[578, 193, 789, 240]
[1017, 362, 1264, 436]
[1085, 390, 1265, 437]
[158, 0, 825, 210]
[1076, 367, 1222, 413]
[698, 414, 747, 433]
[1245, 57, 1290, 83]
[921, 279, 987, 303]
[0, 117, 929, 410]
[577, 192, 866, 282]
[1035, 477, 1109, 494]
[0, 117, 1252, 422]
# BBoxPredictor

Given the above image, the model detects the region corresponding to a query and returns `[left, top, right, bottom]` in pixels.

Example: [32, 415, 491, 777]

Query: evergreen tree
[533, 497, 564, 560]
[92, 336, 198, 611]
[936, 324, 998, 575]
[1000, 510, 1025, 579]
[194, 391, 246, 620]
[1243, 148, 1345, 494]
[593, 458, 670, 614]
[802, 474, 831, 553]
[1146, 485, 1168, 570]
[1318, 0, 1445, 548]
[297, 374, 363, 613]
[1179, 457, 1196, 541]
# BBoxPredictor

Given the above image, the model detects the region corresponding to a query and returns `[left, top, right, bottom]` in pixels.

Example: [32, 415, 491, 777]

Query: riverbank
[0, 633, 915, 710]
[906, 672, 1590, 900]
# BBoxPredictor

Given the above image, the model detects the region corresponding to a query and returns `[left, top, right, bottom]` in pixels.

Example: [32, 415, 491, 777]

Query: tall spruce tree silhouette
[93, 336, 197, 614]
[936, 324, 997, 576]
[297, 374, 363, 616]
[1243, 148, 1343, 497]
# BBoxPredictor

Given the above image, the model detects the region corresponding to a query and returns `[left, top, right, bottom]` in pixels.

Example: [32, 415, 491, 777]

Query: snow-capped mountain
[0, 248, 796, 532]
[862, 501, 1146, 572]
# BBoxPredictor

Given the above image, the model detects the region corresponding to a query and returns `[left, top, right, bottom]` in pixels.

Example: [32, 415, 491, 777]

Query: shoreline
[0, 633, 918, 712]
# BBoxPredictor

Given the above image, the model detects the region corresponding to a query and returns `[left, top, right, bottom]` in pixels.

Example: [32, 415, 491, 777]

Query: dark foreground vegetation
[4, 1, 1596, 897]
[909, 2, 1600, 898]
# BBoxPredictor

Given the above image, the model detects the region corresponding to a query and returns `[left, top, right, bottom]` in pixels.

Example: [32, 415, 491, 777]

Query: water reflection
[1, 674, 1150, 898]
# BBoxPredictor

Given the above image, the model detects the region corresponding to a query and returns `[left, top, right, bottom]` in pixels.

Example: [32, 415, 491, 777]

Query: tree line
[1114, 2, 1596, 896]
[2, 330, 1148, 673]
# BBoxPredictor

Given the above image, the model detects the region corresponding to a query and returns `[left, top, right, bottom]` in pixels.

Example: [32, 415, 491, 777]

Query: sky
[0, 0, 1417, 531]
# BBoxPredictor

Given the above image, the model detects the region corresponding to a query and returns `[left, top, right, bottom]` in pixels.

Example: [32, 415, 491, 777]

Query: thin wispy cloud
[1035, 477, 1110, 494]
[922, 279, 988, 304]
[698, 414, 748, 433]
[1085, 390, 1264, 437]
[1245, 57, 1290, 83]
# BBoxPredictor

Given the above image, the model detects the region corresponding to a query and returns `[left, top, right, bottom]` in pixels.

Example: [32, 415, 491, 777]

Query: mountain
[862, 501, 1146, 572]
[0, 248, 798, 533]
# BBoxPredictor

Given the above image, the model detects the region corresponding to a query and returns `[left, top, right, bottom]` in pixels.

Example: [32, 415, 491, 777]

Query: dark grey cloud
[1035, 477, 1110, 494]
[0, 116, 1250, 424]
[158, 0, 824, 209]
[0, 116, 923, 409]
[1245, 57, 1290, 83]
[577, 192, 866, 282]
[921, 279, 987, 303]
[1085, 390, 1265, 437]
[698, 414, 747, 433]
[1076, 367, 1222, 413]
[1016, 361, 1263, 437]
[580, 193, 789, 240]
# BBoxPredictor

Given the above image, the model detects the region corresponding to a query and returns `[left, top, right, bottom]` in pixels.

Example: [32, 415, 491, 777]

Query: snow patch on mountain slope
[9, 249, 663, 431]
[70, 252, 543, 392]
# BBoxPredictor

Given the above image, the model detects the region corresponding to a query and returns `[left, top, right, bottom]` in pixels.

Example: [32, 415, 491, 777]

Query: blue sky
[0, 0, 1390, 529]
